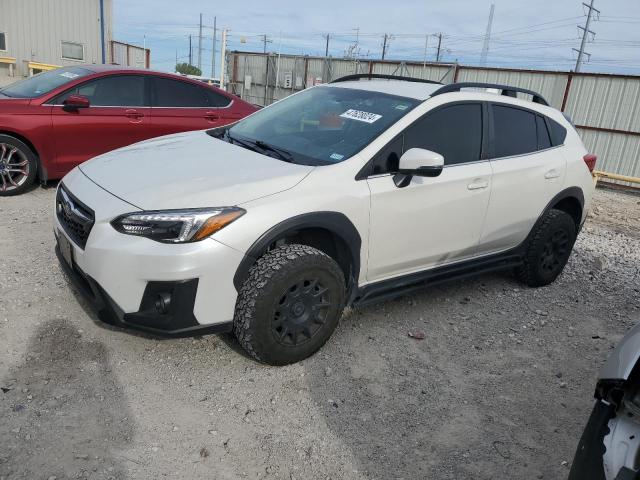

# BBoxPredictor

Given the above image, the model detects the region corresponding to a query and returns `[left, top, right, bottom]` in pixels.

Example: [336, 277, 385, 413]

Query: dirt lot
[1, 185, 639, 480]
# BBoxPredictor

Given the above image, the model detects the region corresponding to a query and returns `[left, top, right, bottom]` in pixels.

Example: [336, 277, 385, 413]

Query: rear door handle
[467, 179, 489, 190]
[204, 111, 220, 121]
[544, 169, 560, 180]
[125, 109, 144, 120]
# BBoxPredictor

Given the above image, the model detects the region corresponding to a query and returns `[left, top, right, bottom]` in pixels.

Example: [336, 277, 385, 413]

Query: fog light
[155, 292, 172, 314]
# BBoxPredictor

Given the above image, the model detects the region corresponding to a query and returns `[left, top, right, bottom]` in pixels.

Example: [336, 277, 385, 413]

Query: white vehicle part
[603, 403, 640, 480]
[79, 130, 314, 210]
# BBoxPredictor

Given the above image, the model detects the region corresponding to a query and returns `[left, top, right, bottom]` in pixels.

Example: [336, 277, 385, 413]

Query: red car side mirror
[63, 94, 90, 112]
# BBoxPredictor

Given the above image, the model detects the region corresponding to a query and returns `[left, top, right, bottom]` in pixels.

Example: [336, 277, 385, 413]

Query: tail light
[583, 154, 597, 172]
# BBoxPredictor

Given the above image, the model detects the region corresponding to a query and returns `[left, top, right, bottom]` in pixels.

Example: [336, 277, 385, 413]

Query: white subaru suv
[54, 74, 596, 365]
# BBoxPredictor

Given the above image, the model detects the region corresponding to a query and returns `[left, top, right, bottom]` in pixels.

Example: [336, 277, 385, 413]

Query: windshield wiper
[226, 132, 295, 163]
[225, 131, 261, 153]
[254, 140, 295, 163]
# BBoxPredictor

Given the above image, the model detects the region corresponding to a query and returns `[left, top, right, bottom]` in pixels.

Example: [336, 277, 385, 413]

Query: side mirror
[62, 94, 90, 112]
[394, 148, 444, 187]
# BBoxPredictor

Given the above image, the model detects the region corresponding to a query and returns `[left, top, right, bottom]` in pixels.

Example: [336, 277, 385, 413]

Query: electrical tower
[573, 0, 600, 72]
[480, 4, 495, 66]
[435, 33, 443, 62]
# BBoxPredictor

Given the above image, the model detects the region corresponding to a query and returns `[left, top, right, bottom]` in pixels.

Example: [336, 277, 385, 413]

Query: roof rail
[431, 82, 549, 106]
[331, 73, 443, 86]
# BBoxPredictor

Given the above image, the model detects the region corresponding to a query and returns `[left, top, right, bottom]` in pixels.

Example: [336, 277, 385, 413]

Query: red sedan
[0, 65, 258, 195]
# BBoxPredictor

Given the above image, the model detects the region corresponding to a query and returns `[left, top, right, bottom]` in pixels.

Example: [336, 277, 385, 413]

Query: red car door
[149, 76, 240, 136]
[50, 74, 151, 173]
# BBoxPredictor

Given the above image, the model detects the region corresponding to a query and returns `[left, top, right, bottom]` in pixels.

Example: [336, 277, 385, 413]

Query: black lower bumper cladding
[56, 246, 232, 337]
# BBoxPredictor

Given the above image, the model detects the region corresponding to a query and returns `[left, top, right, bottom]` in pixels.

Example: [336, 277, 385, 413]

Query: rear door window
[492, 105, 538, 158]
[152, 77, 230, 108]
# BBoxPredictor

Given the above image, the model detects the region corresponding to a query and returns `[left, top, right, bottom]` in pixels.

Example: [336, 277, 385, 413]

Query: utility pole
[382, 34, 388, 60]
[220, 29, 228, 90]
[574, 0, 600, 72]
[197, 13, 203, 70]
[480, 4, 495, 66]
[324, 33, 330, 57]
[260, 34, 271, 54]
[435, 33, 443, 62]
[422, 34, 430, 69]
[211, 16, 217, 79]
[189, 35, 192, 66]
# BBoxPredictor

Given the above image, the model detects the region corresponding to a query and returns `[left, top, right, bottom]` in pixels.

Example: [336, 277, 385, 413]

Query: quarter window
[61, 41, 84, 61]
[404, 103, 483, 165]
[152, 77, 231, 108]
[0, 33, 6, 51]
[493, 105, 537, 158]
[54, 75, 146, 107]
[536, 115, 552, 150]
[547, 118, 568, 146]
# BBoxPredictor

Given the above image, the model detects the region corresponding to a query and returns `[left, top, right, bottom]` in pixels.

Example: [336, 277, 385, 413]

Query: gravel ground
[1, 185, 639, 480]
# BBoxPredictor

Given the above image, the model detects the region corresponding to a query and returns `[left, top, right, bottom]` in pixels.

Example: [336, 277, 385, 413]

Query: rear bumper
[56, 243, 233, 337]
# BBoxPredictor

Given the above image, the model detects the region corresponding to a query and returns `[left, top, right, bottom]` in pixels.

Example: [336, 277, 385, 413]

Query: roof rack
[431, 82, 549, 106]
[330, 74, 443, 86]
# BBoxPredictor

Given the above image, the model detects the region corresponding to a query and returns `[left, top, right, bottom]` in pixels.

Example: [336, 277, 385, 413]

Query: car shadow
[0, 318, 134, 479]
[301, 270, 557, 479]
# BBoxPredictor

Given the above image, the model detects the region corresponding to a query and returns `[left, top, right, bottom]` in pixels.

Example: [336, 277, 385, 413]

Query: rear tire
[0, 135, 38, 196]
[517, 209, 577, 287]
[233, 244, 346, 365]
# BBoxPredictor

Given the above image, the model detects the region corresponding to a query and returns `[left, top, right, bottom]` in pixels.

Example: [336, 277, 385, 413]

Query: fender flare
[522, 186, 585, 247]
[232, 211, 362, 292]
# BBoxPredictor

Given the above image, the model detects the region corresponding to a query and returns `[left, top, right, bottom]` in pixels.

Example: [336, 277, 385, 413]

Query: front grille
[56, 184, 95, 249]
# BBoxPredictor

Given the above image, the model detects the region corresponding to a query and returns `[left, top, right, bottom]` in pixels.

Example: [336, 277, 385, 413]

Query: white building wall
[0, 0, 112, 86]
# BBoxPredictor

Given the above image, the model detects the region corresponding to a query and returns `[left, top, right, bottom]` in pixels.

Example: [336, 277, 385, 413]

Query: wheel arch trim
[232, 211, 362, 293]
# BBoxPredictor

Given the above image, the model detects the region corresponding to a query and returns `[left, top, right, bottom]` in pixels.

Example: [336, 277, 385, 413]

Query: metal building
[0, 0, 113, 86]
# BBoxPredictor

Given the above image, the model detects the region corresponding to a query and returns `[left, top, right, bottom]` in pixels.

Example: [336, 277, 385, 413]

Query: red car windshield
[0, 67, 93, 99]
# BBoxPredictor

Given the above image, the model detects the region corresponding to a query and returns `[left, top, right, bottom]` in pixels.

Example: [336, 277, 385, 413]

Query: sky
[113, 0, 640, 78]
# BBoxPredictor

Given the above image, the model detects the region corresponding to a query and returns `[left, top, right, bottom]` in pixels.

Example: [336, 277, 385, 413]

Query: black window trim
[356, 100, 490, 180]
[487, 101, 565, 161]
[43, 73, 151, 108]
[149, 76, 233, 110]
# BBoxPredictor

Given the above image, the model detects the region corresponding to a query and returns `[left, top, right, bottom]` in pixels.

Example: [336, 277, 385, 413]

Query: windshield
[228, 86, 420, 166]
[0, 67, 93, 98]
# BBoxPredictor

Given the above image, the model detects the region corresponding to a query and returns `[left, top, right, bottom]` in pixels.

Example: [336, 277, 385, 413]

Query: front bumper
[55, 243, 233, 337]
[54, 168, 245, 336]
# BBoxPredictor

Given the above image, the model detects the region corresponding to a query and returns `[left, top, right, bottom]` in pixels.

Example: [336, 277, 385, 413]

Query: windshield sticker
[60, 72, 80, 79]
[330, 153, 344, 161]
[394, 104, 410, 111]
[340, 109, 382, 124]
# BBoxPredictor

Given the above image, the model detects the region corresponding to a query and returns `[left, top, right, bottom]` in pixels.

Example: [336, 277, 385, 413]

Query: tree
[175, 63, 202, 76]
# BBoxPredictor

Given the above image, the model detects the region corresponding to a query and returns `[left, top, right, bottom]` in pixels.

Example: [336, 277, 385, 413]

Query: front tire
[517, 209, 577, 287]
[233, 244, 346, 365]
[0, 135, 38, 196]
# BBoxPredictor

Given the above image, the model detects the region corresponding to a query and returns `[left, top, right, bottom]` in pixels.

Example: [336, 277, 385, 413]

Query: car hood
[79, 130, 314, 210]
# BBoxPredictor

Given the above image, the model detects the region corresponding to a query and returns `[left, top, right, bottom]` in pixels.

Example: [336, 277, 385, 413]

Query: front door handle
[545, 169, 561, 180]
[467, 179, 489, 190]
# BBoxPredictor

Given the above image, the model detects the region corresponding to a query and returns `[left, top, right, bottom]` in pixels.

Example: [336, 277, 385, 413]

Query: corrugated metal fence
[226, 51, 640, 185]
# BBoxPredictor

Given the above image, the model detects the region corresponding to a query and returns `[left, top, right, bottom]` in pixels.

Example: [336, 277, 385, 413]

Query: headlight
[111, 207, 245, 244]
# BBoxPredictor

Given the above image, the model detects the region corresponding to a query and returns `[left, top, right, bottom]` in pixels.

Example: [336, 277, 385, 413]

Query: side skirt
[352, 249, 524, 307]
